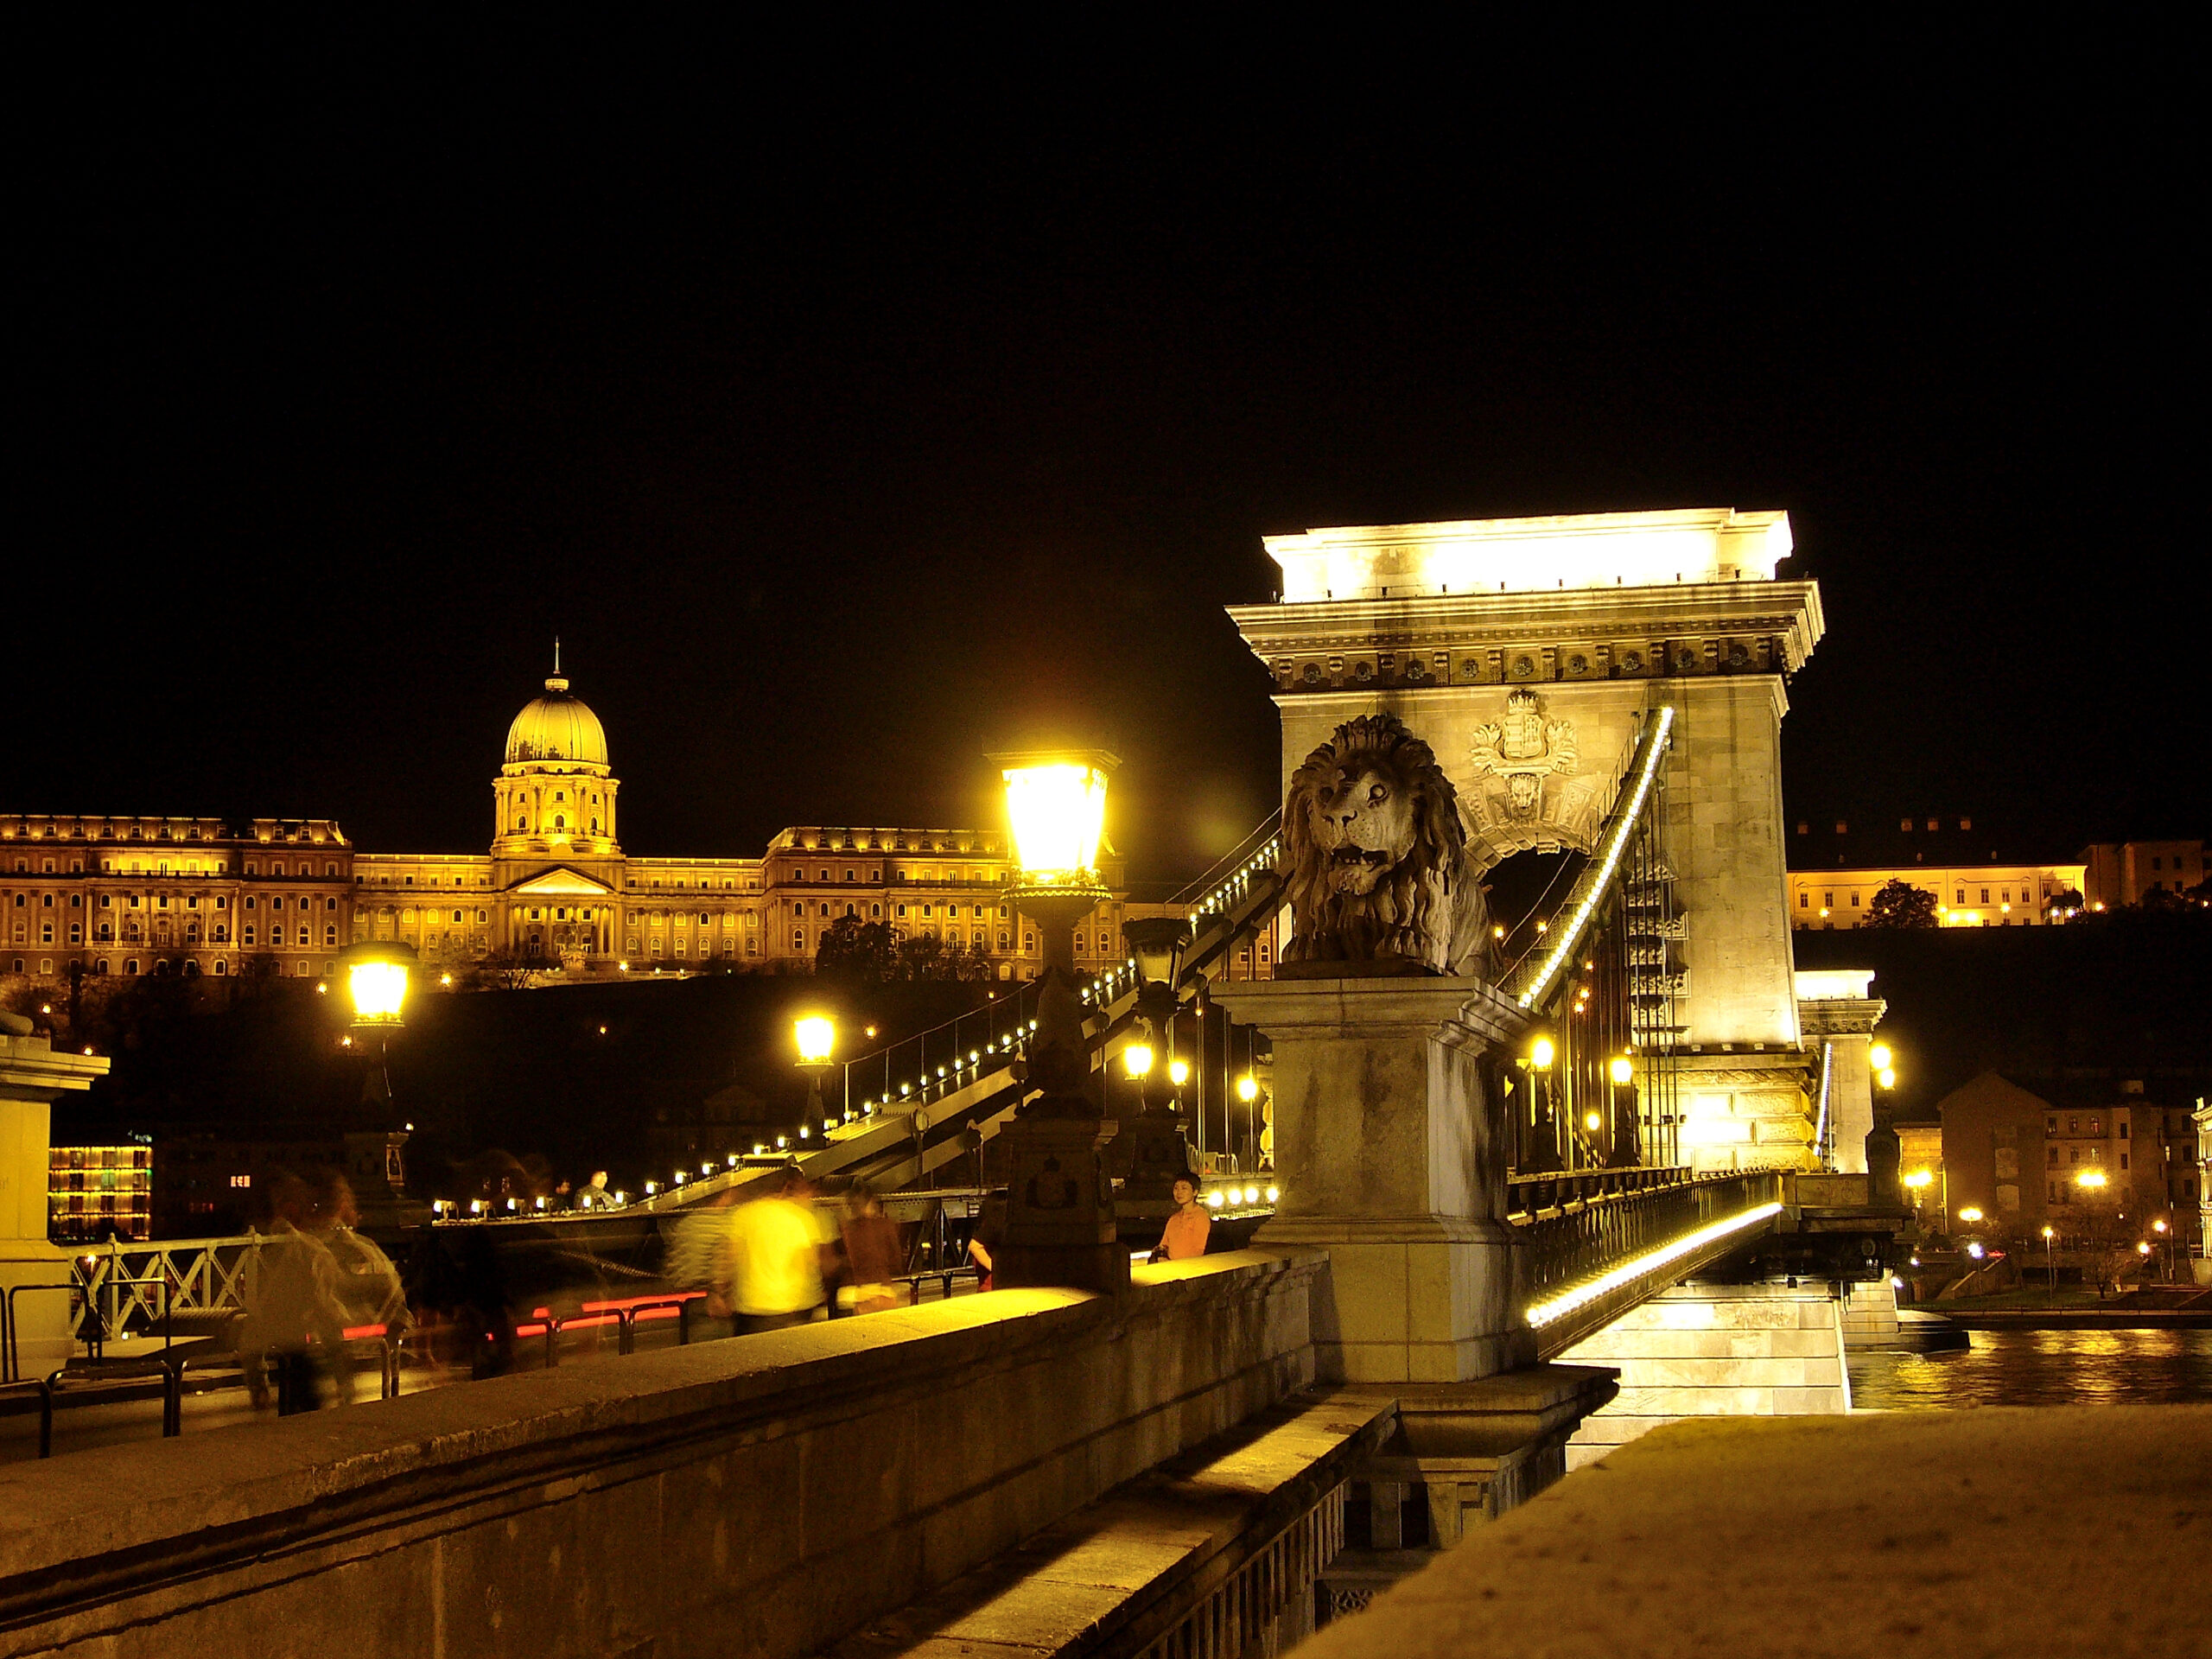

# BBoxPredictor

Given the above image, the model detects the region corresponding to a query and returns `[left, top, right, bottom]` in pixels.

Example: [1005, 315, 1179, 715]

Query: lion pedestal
[1211, 974, 1532, 1383]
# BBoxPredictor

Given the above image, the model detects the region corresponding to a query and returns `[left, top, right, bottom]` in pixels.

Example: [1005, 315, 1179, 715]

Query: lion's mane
[1281, 712, 1486, 974]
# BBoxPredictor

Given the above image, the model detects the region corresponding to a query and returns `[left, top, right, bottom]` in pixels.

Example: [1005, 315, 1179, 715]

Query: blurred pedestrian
[239, 1174, 349, 1414]
[310, 1173, 410, 1402]
[724, 1167, 831, 1333]
[967, 1196, 1006, 1291]
[840, 1185, 906, 1314]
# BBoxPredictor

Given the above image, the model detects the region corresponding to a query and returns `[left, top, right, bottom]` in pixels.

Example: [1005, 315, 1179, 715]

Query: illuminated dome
[505, 676, 609, 766]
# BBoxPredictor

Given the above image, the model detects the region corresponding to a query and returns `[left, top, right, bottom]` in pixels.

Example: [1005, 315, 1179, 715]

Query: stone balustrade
[0, 1251, 1322, 1658]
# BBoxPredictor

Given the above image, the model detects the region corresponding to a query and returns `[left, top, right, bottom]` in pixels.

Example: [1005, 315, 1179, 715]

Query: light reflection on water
[1849, 1328, 2212, 1410]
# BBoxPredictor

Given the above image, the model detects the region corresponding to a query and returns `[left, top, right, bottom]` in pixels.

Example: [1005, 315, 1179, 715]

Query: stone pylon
[1209, 975, 1532, 1382]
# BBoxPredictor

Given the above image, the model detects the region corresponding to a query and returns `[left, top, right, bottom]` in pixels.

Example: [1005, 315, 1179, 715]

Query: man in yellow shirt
[1151, 1177, 1211, 1263]
[727, 1168, 832, 1332]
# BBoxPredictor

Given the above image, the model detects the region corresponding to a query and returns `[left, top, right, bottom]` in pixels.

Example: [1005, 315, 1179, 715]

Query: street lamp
[344, 940, 415, 1030]
[2042, 1223, 2057, 1300]
[1236, 1072, 1264, 1173]
[991, 747, 1127, 1294]
[1903, 1168, 1933, 1230]
[339, 939, 417, 1214]
[795, 1014, 836, 1138]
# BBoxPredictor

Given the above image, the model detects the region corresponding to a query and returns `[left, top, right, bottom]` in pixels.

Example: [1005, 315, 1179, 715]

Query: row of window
[7, 957, 334, 978]
[1796, 883, 2052, 909]
[2048, 1114, 2126, 1138]
[2050, 1145, 2130, 1169]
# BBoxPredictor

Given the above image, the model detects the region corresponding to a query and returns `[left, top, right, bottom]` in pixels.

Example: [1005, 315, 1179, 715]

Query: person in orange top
[1151, 1177, 1212, 1262]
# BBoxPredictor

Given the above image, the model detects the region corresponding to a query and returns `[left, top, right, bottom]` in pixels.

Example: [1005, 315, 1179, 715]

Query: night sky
[16, 24, 2199, 887]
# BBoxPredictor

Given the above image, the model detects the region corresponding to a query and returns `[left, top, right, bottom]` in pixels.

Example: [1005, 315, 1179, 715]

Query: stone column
[1208, 975, 1531, 1383]
[1798, 995, 1885, 1174]
[0, 1014, 109, 1377]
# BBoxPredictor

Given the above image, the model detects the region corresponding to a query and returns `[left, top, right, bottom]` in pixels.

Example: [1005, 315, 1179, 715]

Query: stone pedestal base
[1109, 1109, 1197, 1203]
[995, 1115, 1129, 1296]
[1210, 975, 1529, 1385]
[1261, 1215, 1533, 1382]
[1, 1242, 77, 1380]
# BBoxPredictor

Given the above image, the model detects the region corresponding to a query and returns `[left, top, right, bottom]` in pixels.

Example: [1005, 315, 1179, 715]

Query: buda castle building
[6, 669, 1144, 985]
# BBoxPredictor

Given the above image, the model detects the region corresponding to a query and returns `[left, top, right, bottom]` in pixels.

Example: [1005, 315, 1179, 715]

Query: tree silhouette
[1863, 879, 1940, 930]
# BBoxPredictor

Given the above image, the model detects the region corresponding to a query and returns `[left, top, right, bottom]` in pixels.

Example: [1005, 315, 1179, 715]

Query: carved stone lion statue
[1281, 712, 1493, 976]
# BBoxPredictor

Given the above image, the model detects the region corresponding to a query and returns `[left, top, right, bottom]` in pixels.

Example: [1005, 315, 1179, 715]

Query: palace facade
[4, 669, 1137, 983]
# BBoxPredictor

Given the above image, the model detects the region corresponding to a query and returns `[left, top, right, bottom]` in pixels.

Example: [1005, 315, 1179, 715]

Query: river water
[1848, 1328, 2212, 1410]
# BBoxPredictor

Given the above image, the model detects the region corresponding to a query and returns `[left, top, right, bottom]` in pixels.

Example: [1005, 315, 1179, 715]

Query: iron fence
[1512, 1170, 1783, 1306]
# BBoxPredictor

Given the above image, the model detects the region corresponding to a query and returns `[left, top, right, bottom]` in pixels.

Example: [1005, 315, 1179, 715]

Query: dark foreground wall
[0, 1252, 1319, 1659]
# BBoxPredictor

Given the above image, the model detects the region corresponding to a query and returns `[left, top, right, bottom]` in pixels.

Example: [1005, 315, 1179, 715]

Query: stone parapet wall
[0, 1250, 1322, 1659]
[1555, 1282, 1849, 1471]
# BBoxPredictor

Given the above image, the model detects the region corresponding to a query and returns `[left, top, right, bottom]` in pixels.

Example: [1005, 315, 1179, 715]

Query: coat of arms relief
[1465, 687, 1600, 846]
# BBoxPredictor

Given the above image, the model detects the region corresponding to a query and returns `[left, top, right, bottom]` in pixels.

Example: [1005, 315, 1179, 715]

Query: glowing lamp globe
[794, 1015, 836, 1065]
[341, 941, 417, 1027]
[1609, 1056, 1634, 1085]
[1168, 1058, 1190, 1088]
[1870, 1043, 1893, 1071]
[1529, 1037, 1556, 1070]
[1123, 1042, 1155, 1078]
[1236, 1074, 1260, 1103]
[1904, 1169, 1933, 1192]
[996, 753, 1116, 884]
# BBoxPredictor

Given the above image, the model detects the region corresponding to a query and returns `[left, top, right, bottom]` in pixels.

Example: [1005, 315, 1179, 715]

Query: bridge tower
[1229, 509, 1826, 1175]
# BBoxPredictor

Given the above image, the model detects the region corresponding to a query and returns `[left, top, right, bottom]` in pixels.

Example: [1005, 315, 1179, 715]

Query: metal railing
[1513, 1169, 1780, 1308]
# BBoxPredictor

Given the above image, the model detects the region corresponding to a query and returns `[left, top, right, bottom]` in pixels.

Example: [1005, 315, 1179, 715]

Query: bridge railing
[1513, 1169, 1784, 1357]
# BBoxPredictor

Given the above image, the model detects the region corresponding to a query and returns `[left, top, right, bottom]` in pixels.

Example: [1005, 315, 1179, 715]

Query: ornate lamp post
[990, 749, 1128, 1294]
[794, 1014, 836, 1140]
[1866, 1045, 1903, 1206]
[1112, 915, 1202, 1205]
[340, 940, 417, 1215]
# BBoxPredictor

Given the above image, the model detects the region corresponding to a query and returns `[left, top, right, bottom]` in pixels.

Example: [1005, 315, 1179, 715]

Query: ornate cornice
[1227, 580, 1822, 695]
